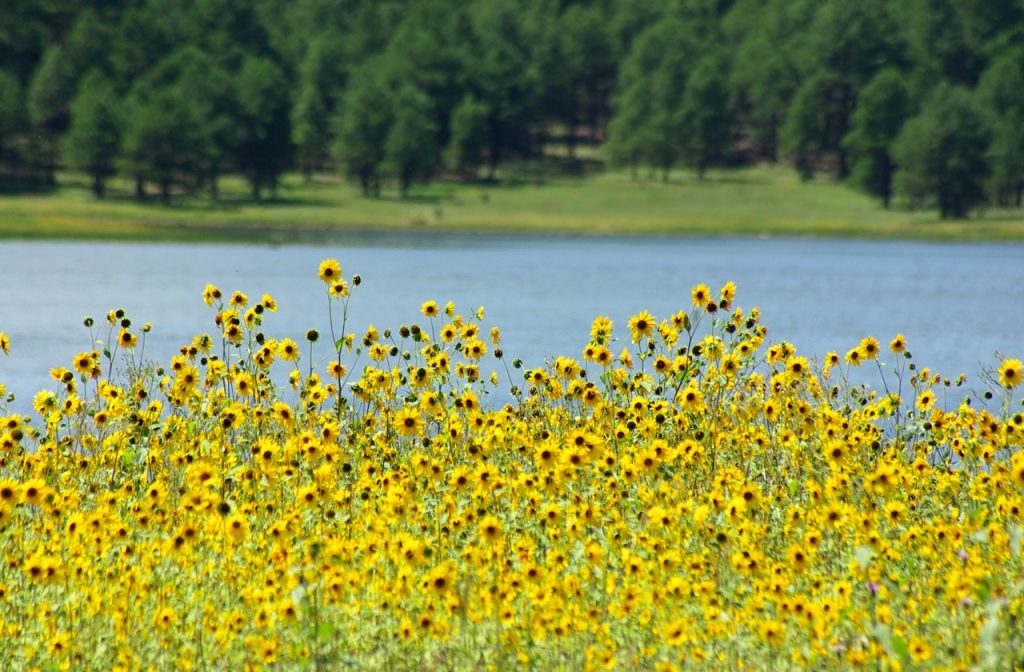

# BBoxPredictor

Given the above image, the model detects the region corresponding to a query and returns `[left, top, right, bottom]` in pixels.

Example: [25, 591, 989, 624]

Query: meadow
[0, 261, 1022, 670]
[3, 167, 1024, 243]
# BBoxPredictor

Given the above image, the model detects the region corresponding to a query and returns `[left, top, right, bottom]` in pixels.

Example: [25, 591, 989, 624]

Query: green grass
[2, 165, 1023, 242]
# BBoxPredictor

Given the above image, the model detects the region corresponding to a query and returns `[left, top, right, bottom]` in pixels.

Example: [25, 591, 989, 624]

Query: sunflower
[118, 328, 138, 348]
[627, 310, 656, 342]
[424, 562, 456, 595]
[278, 599, 299, 622]
[277, 338, 300, 362]
[296, 484, 319, 507]
[463, 338, 487, 360]
[822, 351, 841, 377]
[394, 407, 424, 437]
[719, 281, 737, 308]
[1010, 456, 1024, 488]
[329, 280, 349, 298]
[534, 443, 558, 470]
[691, 283, 711, 308]
[786, 545, 810, 572]
[477, 515, 503, 544]
[823, 440, 846, 465]
[677, 384, 704, 412]
[0, 479, 18, 505]
[884, 501, 907, 525]
[398, 618, 415, 641]
[202, 283, 221, 306]
[225, 514, 249, 543]
[223, 323, 243, 345]
[859, 336, 881, 360]
[21, 478, 47, 506]
[908, 637, 932, 663]
[999, 358, 1022, 389]
[327, 360, 347, 379]
[318, 258, 342, 284]
[757, 620, 785, 646]
[786, 356, 809, 378]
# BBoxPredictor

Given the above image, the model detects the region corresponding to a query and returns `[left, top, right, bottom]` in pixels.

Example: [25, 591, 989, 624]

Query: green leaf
[872, 623, 893, 654]
[891, 634, 909, 663]
[882, 577, 904, 602]
[1009, 525, 1022, 557]
[854, 546, 875, 570]
[317, 623, 335, 641]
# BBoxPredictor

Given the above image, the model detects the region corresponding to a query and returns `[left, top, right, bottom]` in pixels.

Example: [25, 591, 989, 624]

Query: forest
[1, 0, 1022, 218]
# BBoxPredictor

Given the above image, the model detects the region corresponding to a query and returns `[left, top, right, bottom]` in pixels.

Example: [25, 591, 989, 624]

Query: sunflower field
[0, 260, 1022, 671]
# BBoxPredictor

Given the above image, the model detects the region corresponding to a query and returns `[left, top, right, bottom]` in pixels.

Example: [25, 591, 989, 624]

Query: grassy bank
[2, 166, 1024, 242]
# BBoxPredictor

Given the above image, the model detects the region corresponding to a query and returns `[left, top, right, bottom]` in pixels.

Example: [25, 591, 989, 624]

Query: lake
[1, 234, 1022, 415]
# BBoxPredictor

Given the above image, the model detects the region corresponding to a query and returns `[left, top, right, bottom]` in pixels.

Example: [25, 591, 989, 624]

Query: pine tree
[843, 68, 911, 207]
[893, 85, 990, 218]
[384, 85, 438, 199]
[63, 72, 121, 198]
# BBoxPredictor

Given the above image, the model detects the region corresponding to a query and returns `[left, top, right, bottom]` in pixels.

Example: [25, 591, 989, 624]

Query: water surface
[1, 234, 1021, 414]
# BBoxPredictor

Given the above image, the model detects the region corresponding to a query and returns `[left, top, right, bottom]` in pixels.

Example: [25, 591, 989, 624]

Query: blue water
[1, 234, 1022, 414]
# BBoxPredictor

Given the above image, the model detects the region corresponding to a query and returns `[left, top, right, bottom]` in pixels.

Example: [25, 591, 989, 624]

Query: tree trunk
[487, 151, 498, 182]
[764, 121, 779, 163]
[836, 146, 849, 180]
[45, 143, 57, 185]
[91, 172, 104, 198]
[487, 123, 501, 182]
[881, 162, 892, 209]
[796, 152, 814, 182]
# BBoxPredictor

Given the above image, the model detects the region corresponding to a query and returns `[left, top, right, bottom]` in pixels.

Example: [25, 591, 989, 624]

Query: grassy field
[2, 165, 1024, 242]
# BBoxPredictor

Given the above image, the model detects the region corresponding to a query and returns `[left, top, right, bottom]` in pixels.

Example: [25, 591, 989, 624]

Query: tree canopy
[1, 0, 1020, 217]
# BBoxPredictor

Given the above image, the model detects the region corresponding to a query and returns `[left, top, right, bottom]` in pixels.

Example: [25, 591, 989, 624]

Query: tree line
[1, 0, 1022, 217]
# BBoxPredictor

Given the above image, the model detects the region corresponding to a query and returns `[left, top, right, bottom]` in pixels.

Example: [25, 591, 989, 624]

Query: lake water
[1, 234, 1022, 415]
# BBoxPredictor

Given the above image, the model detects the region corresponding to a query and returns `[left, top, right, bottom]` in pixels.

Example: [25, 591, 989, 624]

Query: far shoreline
[3, 166, 1023, 244]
